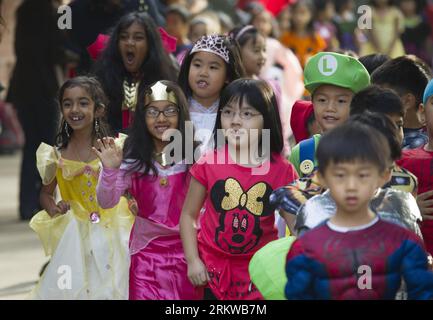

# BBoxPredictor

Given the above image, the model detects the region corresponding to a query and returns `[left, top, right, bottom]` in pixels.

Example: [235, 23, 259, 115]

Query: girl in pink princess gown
[95, 80, 202, 300]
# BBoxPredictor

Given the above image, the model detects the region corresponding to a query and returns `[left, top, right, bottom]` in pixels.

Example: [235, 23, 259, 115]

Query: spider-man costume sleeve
[284, 239, 317, 300]
[401, 238, 433, 300]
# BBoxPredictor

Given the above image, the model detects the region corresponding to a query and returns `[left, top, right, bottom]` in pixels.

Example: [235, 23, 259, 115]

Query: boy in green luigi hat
[289, 52, 370, 177]
[270, 52, 370, 237]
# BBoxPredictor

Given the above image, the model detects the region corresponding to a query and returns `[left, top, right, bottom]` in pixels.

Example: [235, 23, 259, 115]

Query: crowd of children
[20, 1, 433, 300]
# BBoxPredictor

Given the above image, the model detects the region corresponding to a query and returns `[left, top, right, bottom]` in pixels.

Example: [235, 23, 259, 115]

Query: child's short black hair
[371, 55, 432, 108]
[350, 85, 404, 117]
[348, 111, 402, 161]
[358, 53, 390, 75]
[317, 122, 391, 175]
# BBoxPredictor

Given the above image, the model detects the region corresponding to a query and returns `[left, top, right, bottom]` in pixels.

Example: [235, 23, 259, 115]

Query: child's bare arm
[285, 240, 315, 299]
[180, 177, 209, 287]
[39, 179, 69, 217]
[280, 209, 297, 237]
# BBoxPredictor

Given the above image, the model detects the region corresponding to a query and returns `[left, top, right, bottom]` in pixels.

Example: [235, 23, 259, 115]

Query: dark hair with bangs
[92, 12, 178, 132]
[178, 35, 247, 99]
[56, 76, 112, 149]
[122, 80, 195, 177]
[348, 112, 402, 161]
[317, 122, 391, 175]
[350, 85, 404, 117]
[213, 78, 283, 158]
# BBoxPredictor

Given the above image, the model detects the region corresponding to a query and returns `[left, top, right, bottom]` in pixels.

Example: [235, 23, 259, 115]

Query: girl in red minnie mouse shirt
[180, 79, 298, 300]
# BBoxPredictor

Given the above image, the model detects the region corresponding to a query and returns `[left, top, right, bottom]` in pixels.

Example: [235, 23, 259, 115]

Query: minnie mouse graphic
[210, 177, 275, 254]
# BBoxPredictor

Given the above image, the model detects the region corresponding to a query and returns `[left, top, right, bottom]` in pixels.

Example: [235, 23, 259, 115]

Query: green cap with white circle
[304, 52, 370, 94]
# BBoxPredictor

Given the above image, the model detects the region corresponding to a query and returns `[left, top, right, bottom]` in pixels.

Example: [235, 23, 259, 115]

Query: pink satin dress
[97, 162, 202, 300]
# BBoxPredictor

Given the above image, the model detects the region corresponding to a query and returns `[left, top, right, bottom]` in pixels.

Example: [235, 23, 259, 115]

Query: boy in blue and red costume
[398, 79, 433, 256]
[285, 122, 433, 299]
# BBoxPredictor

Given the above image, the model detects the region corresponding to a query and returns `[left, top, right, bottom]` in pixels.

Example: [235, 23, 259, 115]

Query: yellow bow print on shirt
[221, 178, 267, 216]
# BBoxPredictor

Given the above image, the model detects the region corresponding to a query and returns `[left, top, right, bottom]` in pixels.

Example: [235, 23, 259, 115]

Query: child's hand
[187, 258, 210, 287]
[92, 137, 123, 169]
[48, 200, 70, 217]
[416, 190, 433, 220]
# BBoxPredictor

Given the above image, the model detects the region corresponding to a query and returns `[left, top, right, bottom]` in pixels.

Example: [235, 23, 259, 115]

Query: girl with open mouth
[93, 12, 178, 133]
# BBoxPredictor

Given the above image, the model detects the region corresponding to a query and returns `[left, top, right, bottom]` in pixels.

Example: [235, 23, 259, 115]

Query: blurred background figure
[249, 3, 304, 154]
[188, 11, 221, 43]
[237, 0, 296, 17]
[247, 1, 281, 38]
[165, 4, 191, 56]
[333, 0, 361, 53]
[6, 0, 65, 220]
[399, 0, 433, 66]
[279, 0, 326, 68]
[276, 4, 292, 33]
[0, 0, 24, 156]
[0, 0, 4, 42]
[313, 0, 339, 51]
[359, 0, 406, 58]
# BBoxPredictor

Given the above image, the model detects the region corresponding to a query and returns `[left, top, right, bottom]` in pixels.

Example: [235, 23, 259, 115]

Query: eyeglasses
[220, 108, 262, 120]
[145, 107, 179, 118]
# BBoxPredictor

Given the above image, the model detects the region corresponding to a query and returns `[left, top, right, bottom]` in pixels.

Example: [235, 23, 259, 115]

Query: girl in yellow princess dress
[28, 76, 134, 299]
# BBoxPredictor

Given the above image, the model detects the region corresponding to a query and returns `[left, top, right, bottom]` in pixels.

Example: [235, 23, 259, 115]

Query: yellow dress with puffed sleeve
[359, 7, 406, 58]
[28, 136, 134, 300]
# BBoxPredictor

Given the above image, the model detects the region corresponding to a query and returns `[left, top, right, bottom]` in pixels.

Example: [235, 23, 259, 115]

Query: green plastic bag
[249, 236, 296, 300]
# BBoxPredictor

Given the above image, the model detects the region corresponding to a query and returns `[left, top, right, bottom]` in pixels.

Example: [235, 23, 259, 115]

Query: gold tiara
[145, 81, 177, 105]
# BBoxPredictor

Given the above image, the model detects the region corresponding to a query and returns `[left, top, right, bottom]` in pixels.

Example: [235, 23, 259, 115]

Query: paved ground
[0, 152, 47, 300]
